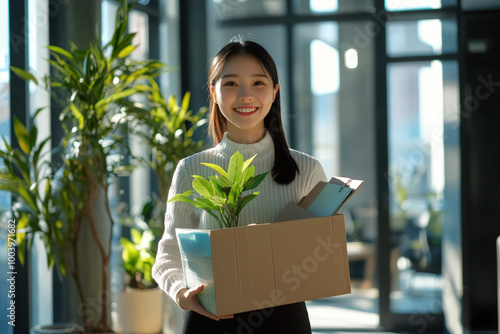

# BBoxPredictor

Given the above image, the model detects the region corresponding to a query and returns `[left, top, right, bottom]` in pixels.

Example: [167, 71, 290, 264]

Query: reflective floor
[307, 270, 443, 333]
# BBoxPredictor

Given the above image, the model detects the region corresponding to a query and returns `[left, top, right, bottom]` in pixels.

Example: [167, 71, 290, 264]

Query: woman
[152, 38, 327, 333]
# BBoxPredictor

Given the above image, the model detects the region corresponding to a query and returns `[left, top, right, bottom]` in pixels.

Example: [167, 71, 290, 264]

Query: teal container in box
[176, 229, 217, 314]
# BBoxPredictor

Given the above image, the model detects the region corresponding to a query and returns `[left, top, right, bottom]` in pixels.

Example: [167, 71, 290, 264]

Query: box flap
[275, 202, 318, 222]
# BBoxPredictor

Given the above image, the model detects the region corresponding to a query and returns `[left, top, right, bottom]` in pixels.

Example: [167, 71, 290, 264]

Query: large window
[0, 1, 13, 333]
[206, 0, 461, 331]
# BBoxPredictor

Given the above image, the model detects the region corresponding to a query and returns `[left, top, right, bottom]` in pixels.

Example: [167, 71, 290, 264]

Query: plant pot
[30, 323, 84, 334]
[114, 287, 164, 334]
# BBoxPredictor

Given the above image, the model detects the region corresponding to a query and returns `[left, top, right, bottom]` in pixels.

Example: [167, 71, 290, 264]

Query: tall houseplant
[5, 0, 164, 331]
[128, 78, 208, 202]
[112, 63, 208, 334]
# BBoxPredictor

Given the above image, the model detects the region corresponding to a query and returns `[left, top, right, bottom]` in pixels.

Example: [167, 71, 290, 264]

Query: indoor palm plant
[4, 0, 164, 331]
[112, 84, 208, 333]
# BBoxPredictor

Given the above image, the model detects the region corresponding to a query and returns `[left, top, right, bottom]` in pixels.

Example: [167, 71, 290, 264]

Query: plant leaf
[130, 228, 142, 245]
[242, 154, 257, 173]
[13, 118, 30, 155]
[243, 172, 268, 191]
[241, 165, 255, 188]
[227, 151, 243, 184]
[200, 162, 227, 179]
[117, 45, 136, 58]
[191, 176, 214, 199]
[69, 103, 84, 130]
[236, 192, 259, 216]
[47, 45, 75, 61]
[208, 176, 224, 198]
[94, 88, 138, 110]
[10, 66, 39, 85]
[167, 192, 195, 206]
[194, 197, 219, 211]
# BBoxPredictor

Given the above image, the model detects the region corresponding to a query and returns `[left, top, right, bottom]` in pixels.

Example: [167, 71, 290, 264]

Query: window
[205, 0, 461, 331]
[0, 1, 13, 333]
[387, 60, 459, 314]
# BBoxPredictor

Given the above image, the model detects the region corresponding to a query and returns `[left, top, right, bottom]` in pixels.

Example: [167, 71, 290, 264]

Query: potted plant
[114, 220, 162, 334]
[111, 76, 208, 333]
[4, 0, 164, 331]
[168, 151, 268, 228]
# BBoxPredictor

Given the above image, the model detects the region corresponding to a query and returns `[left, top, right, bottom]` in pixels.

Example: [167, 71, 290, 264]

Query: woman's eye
[224, 81, 236, 86]
[254, 81, 265, 86]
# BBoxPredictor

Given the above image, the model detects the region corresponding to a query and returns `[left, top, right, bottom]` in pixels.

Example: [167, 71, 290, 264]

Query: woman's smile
[234, 106, 259, 115]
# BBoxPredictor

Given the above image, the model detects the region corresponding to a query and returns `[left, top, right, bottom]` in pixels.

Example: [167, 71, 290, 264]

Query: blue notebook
[299, 176, 364, 216]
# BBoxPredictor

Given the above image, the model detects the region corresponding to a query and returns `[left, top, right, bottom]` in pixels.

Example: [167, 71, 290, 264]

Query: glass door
[293, 20, 379, 331]
[381, 7, 461, 331]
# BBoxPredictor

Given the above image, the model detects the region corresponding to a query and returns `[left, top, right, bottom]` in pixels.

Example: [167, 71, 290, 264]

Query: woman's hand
[176, 284, 234, 321]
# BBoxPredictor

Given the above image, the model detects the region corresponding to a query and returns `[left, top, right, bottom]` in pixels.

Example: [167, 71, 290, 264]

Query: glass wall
[294, 0, 373, 14]
[210, 0, 287, 19]
[0, 0, 13, 333]
[385, 14, 460, 322]
[207, 0, 461, 331]
[293, 20, 378, 329]
[207, 0, 380, 330]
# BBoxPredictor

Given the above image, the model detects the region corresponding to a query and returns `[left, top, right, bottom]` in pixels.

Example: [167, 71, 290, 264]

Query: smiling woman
[210, 54, 279, 144]
[152, 39, 328, 334]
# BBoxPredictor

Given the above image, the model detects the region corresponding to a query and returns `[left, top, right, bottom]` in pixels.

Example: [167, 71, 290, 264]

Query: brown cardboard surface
[210, 225, 276, 315]
[203, 214, 351, 316]
[271, 216, 350, 304]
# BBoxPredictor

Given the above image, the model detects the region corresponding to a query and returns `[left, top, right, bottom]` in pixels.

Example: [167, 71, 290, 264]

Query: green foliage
[0, 114, 70, 277]
[168, 151, 267, 228]
[127, 78, 208, 202]
[120, 227, 158, 290]
[4, 0, 170, 331]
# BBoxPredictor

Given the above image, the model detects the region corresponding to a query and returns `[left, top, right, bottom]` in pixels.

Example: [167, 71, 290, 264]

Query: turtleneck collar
[216, 130, 274, 162]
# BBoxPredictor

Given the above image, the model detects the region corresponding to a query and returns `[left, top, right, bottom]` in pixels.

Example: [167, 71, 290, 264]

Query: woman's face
[211, 54, 279, 144]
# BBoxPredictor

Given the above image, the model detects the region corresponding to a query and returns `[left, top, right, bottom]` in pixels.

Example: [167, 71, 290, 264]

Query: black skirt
[182, 302, 312, 334]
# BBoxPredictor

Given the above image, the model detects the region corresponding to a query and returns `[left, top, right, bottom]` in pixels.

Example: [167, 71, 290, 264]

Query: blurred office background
[1, 0, 500, 333]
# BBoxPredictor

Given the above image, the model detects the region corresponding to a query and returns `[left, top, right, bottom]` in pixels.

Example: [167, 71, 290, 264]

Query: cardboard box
[176, 205, 351, 316]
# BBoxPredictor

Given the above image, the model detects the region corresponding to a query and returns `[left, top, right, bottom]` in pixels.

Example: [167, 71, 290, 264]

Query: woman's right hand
[176, 284, 234, 321]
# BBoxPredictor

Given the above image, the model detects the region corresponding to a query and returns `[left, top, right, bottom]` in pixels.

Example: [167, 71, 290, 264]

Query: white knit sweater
[152, 131, 327, 304]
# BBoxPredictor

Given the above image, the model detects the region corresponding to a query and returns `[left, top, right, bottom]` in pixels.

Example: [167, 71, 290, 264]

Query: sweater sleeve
[291, 150, 328, 198]
[152, 159, 198, 305]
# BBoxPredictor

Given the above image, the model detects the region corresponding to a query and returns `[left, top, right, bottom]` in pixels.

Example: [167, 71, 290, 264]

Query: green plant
[120, 227, 158, 290]
[122, 80, 208, 290]
[0, 113, 61, 268]
[127, 78, 208, 202]
[168, 151, 268, 228]
[5, 0, 164, 331]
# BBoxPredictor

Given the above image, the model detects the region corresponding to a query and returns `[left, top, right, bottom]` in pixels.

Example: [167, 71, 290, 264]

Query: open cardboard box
[176, 203, 351, 316]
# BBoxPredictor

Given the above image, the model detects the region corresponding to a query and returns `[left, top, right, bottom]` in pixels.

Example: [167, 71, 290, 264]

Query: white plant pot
[115, 288, 164, 334]
[30, 323, 84, 334]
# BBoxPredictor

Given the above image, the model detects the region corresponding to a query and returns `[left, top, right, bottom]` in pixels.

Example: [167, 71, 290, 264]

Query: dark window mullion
[373, 0, 391, 330]
[9, 0, 31, 333]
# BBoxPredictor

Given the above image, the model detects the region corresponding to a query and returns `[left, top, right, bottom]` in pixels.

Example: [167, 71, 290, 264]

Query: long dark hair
[207, 39, 299, 185]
